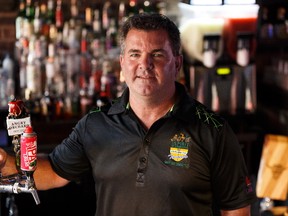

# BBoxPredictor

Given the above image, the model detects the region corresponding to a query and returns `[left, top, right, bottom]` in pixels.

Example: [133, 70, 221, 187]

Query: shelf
[257, 38, 288, 52]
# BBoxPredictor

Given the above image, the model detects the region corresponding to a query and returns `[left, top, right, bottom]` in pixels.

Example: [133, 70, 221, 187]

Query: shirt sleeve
[210, 122, 257, 210]
[49, 115, 91, 181]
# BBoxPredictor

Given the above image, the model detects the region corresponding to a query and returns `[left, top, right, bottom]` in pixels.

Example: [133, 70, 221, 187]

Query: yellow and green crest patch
[164, 133, 191, 168]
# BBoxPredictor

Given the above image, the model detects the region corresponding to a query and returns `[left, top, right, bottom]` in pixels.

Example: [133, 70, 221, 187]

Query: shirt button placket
[135, 138, 150, 187]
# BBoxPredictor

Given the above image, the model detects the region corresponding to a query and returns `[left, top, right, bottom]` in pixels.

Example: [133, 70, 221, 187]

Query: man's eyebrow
[127, 49, 140, 53]
[152, 49, 166, 53]
[127, 49, 166, 54]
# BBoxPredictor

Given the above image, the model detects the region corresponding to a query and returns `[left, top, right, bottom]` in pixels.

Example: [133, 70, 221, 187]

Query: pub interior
[0, 0, 287, 215]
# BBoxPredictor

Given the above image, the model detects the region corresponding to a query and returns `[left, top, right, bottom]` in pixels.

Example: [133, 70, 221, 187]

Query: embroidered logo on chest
[164, 133, 191, 168]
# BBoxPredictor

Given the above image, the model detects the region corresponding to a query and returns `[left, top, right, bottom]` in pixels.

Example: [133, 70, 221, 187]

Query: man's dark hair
[119, 13, 181, 56]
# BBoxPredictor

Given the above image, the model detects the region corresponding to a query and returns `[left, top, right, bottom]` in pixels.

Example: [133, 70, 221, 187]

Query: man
[0, 13, 256, 215]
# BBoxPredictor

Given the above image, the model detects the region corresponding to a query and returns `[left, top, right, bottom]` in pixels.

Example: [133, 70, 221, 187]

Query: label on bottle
[20, 130, 37, 172]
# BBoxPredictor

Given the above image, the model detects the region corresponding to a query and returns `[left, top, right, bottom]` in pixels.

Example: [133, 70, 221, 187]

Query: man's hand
[0, 148, 7, 171]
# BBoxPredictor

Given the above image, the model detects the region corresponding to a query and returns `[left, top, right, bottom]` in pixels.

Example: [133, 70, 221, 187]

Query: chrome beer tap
[0, 173, 40, 205]
[0, 99, 40, 205]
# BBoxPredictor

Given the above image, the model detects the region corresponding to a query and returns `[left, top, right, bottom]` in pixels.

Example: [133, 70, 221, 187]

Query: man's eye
[130, 53, 139, 57]
[153, 53, 163, 57]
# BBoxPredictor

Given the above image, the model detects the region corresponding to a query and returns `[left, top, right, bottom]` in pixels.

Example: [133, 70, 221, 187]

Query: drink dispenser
[236, 32, 254, 67]
[203, 34, 222, 68]
[178, 2, 258, 114]
[222, 5, 258, 114]
[232, 32, 257, 114]
[180, 17, 224, 68]
[223, 16, 257, 64]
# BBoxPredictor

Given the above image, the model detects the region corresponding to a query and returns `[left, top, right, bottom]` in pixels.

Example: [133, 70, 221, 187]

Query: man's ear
[175, 55, 183, 72]
[119, 54, 124, 67]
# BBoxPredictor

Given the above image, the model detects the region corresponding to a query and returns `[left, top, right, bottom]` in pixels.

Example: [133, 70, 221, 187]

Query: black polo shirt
[49, 82, 257, 216]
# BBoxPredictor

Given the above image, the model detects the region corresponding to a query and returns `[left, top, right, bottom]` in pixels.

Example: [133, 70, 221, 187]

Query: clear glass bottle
[15, 0, 26, 40]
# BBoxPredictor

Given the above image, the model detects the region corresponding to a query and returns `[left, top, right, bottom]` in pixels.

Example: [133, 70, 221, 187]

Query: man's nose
[139, 55, 154, 71]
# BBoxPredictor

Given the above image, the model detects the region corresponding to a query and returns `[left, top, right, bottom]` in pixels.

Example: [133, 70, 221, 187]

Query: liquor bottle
[41, 43, 56, 120]
[156, 0, 167, 15]
[259, 7, 274, 39]
[40, 89, 54, 121]
[42, 0, 55, 38]
[46, 0, 57, 43]
[65, 25, 80, 118]
[116, 70, 126, 98]
[105, 18, 118, 56]
[127, 0, 139, 17]
[95, 60, 114, 107]
[33, 2, 42, 36]
[79, 28, 93, 116]
[139, 0, 152, 13]
[79, 84, 93, 116]
[100, 59, 115, 100]
[0, 64, 9, 108]
[84, 7, 94, 51]
[80, 28, 93, 84]
[70, 0, 79, 20]
[18, 37, 30, 98]
[39, 3, 48, 35]
[142, 0, 153, 13]
[91, 9, 104, 65]
[274, 7, 288, 39]
[2, 54, 15, 103]
[25, 0, 35, 21]
[54, 94, 65, 118]
[26, 36, 42, 99]
[92, 9, 101, 36]
[70, 0, 82, 39]
[102, 1, 110, 32]
[53, 37, 66, 118]
[55, 0, 64, 31]
[118, 1, 126, 27]
[49, 23, 58, 44]
[15, 0, 26, 40]
[46, 0, 55, 24]
[24, 88, 41, 119]
[96, 88, 110, 107]
[90, 47, 103, 95]
[23, 0, 35, 39]
[85, 7, 93, 30]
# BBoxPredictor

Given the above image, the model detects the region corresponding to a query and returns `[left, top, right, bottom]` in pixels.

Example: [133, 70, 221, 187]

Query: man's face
[120, 29, 182, 99]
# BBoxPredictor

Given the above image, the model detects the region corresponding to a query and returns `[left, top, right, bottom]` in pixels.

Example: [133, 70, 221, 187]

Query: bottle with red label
[20, 125, 37, 177]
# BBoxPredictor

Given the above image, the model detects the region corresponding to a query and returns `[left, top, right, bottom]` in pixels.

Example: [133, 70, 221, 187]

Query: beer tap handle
[2, 99, 41, 205]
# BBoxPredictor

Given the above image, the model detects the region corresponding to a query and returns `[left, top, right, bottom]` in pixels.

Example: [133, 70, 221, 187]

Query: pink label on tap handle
[20, 135, 37, 171]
